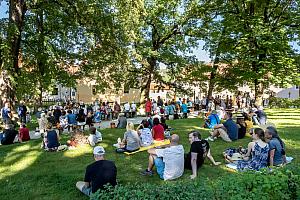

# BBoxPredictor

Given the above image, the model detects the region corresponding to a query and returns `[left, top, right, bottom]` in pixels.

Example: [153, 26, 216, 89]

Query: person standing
[1, 102, 12, 124]
[17, 102, 27, 124]
[113, 101, 121, 119]
[76, 146, 117, 197]
[145, 98, 152, 116]
[157, 96, 164, 107]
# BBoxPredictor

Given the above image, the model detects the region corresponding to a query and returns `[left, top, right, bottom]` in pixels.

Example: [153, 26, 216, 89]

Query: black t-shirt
[1, 129, 18, 145]
[185, 140, 210, 169]
[238, 124, 246, 139]
[84, 160, 117, 193]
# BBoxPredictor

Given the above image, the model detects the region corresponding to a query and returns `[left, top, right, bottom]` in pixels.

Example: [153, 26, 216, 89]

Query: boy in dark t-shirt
[185, 131, 221, 179]
[76, 146, 117, 196]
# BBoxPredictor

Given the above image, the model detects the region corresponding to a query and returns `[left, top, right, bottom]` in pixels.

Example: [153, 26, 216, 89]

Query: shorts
[154, 157, 165, 180]
[217, 128, 232, 142]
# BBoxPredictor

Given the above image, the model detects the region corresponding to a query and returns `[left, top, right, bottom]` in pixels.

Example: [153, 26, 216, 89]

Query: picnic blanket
[226, 156, 294, 170]
[124, 140, 170, 155]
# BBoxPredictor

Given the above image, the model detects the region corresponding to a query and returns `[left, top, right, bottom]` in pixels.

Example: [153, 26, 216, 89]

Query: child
[88, 126, 102, 147]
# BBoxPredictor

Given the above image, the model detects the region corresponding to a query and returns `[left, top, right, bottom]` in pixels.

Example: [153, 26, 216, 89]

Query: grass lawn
[0, 108, 299, 200]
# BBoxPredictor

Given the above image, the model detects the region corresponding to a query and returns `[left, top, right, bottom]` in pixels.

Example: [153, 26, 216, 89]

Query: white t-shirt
[131, 103, 137, 111]
[155, 145, 184, 180]
[124, 103, 130, 111]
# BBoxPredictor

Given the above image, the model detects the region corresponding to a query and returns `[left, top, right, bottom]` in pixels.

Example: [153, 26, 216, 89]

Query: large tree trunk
[5, 0, 27, 107]
[140, 57, 156, 103]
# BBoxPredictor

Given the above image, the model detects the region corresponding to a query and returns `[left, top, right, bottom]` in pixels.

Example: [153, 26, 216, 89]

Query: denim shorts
[81, 185, 91, 196]
[154, 157, 165, 180]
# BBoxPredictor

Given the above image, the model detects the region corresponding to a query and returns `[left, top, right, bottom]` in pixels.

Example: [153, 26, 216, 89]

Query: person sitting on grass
[255, 106, 267, 125]
[137, 120, 153, 147]
[76, 146, 117, 197]
[0, 123, 18, 145]
[243, 112, 253, 134]
[237, 128, 269, 171]
[152, 118, 165, 141]
[185, 131, 221, 179]
[265, 126, 287, 167]
[160, 117, 168, 130]
[203, 110, 220, 129]
[206, 112, 238, 142]
[43, 123, 60, 151]
[117, 113, 127, 129]
[236, 115, 246, 139]
[116, 122, 141, 153]
[141, 134, 184, 181]
[18, 123, 30, 142]
[88, 126, 102, 147]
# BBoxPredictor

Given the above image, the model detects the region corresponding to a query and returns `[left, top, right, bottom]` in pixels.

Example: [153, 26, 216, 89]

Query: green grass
[0, 108, 299, 200]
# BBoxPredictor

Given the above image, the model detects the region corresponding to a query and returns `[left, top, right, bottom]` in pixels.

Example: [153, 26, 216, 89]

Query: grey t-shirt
[269, 138, 284, 166]
[124, 130, 140, 151]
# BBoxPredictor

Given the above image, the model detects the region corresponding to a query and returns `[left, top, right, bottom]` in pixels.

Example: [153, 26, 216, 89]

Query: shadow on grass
[0, 112, 299, 199]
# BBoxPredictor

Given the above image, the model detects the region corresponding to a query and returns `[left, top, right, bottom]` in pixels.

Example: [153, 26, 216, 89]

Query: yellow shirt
[245, 120, 253, 134]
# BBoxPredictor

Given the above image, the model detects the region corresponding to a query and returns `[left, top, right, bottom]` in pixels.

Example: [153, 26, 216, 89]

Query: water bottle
[117, 137, 121, 144]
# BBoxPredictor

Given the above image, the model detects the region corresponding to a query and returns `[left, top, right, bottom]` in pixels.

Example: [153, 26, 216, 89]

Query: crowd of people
[0, 93, 289, 198]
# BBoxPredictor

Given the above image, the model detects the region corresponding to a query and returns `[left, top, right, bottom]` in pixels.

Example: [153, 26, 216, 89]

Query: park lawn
[0, 108, 299, 200]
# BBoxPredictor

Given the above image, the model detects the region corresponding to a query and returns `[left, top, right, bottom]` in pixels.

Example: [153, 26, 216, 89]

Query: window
[92, 86, 97, 95]
[52, 88, 58, 95]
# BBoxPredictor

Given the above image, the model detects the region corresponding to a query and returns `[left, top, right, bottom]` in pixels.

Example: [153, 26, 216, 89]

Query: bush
[90, 169, 300, 200]
[269, 97, 300, 108]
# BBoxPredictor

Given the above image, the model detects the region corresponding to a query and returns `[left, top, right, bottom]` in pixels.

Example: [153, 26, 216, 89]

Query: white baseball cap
[93, 146, 105, 155]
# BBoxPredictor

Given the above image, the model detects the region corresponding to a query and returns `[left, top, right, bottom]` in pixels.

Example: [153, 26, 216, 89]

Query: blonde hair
[126, 122, 134, 131]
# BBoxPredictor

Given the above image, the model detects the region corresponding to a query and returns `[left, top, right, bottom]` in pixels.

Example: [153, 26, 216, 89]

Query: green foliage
[269, 97, 300, 108]
[91, 169, 300, 200]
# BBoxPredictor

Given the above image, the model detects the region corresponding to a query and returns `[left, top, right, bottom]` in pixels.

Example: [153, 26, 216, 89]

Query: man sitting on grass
[185, 131, 221, 179]
[206, 112, 238, 142]
[76, 146, 117, 197]
[141, 134, 184, 181]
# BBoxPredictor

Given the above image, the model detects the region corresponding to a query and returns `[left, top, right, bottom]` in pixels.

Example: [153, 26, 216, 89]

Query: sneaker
[206, 136, 214, 142]
[140, 169, 153, 176]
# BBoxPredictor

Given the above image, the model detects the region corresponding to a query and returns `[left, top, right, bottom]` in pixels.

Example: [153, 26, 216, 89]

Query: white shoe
[206, 136, 214, 142]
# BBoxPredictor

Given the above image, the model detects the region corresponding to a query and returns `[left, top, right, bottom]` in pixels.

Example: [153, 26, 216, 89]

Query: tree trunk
[207, 28, 225, 98]
[140, 73, 152, 104]
[5, 0, 27, 107]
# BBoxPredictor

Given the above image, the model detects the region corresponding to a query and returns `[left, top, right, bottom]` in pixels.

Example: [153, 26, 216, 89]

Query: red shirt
[145, 101, 152, 112]
[19, 127, 30, 141]
[152, 124, 165, 141]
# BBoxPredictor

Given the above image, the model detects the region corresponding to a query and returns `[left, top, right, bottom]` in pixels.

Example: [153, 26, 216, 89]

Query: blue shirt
[223, 118, 238, 141]
[269, 138, 284, 166]
[67, 114, 77, 125]
[181, 104, 188, 113]
[207, 114, 220, 129]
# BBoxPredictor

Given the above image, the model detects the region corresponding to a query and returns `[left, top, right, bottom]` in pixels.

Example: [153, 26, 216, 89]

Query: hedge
[90, 168, 300, 200]
[269, 97, 300, 108]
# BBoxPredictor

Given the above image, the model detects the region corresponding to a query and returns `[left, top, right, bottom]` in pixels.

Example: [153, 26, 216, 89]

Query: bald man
[141, 134, 184, 180]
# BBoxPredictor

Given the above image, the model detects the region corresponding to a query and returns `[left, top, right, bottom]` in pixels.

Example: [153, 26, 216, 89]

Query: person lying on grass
[185, 131, 221, 179]
[141, 134, 184, 181]
[206, 112, 238, 142]
[76, 146, 117, 197]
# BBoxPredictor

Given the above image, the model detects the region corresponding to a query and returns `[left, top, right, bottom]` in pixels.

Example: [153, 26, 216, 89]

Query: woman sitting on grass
[137, 120, 153, 147]
[236, 116, 246, 139]
[237, 128, 269, 171]
[43, 123, 60, 151]
[243, 112, 253, 134]
[116, 122, 141, 153]
[265, 126, 287, 167]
